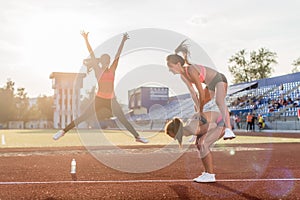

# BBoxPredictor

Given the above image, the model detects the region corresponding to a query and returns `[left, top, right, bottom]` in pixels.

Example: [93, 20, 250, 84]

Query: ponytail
[174, 39, 191, 65]
[166, 39, 191, 66]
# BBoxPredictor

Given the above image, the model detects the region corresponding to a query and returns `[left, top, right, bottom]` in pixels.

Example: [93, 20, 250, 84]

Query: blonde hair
[165, 118, 184, 147]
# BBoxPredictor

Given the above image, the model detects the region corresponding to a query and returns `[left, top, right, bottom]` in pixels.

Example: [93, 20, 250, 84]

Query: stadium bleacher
[129, 72, 300, 126]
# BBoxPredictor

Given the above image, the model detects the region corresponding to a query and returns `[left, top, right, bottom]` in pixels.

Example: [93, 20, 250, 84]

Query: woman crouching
[165, 101, 225, 183]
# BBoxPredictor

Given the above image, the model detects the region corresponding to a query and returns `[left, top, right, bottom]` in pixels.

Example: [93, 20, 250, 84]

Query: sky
[0, 0, 299, 103]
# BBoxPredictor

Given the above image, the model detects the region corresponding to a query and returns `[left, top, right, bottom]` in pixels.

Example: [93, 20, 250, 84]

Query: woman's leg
[198, 125, 225, 173]
[201, 152, 213, 174]
[212, 82, 232, 130]
[194, 126, 224, 182]
[63, 100, 95, 133]
[53, 99, 96, 140]
[111, 98, 140, 138]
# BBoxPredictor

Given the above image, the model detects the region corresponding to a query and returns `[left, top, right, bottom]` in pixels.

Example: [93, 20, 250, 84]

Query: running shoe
[193, 172, 206, 181]
[53, 130, 65, 140]
[223, 128, 236, 140]
[193, 172, 216, 183]
[135, 136, 149, 144]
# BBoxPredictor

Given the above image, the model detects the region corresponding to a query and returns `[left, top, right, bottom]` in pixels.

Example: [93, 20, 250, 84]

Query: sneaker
[193, 172, 206, 181]
[135, 136, 149, 144]
[223, 128, 236, 140]
[193, 172, 216, 183]
[53, 130, 65, 141]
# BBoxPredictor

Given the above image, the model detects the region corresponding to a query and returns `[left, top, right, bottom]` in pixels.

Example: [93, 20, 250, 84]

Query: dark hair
[165, 118, 184, 146]
[174, 39, 191, 65]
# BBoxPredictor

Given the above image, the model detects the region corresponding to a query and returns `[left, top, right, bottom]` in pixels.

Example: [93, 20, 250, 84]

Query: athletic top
[184, 64, 206, 83]
[246, 114, 253, 122]
[96, 70, 115, 99]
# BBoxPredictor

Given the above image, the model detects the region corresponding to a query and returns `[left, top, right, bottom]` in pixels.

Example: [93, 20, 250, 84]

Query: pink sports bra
[185, 64, 206, 83]
[96, 70, 115, 99]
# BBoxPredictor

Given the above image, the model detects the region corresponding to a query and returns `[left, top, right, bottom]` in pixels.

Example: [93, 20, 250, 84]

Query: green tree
[36, 95, 54, 120]
[228, 49, 251, 83]
[15, 87, 29, 121]
[250, 47, 277, 80]
[26, 104, 42, 121]
[291, 57, 300, 73]
[228, 48, 277, 84]
[0, 80, 16, 123]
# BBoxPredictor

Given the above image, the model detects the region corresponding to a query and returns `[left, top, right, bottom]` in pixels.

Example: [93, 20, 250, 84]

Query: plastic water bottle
[70, 159, 76, 174]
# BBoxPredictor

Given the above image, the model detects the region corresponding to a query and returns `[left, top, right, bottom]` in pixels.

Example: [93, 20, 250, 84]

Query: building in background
[50, 72, 86, 129]
[128, 86, 169, 115]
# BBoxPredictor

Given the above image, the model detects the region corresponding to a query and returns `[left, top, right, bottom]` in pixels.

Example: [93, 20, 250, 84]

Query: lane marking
[0, 147, 272, 157]
[0, 178, 299, 185]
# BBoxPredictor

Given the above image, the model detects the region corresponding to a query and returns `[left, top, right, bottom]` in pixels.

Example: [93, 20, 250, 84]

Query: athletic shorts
[207, 72, 227, 91]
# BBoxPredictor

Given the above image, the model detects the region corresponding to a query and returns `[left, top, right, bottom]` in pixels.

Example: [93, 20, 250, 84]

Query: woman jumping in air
[165, 99, 227, 183]
[166, 40, 235, 140]
[53, 31, 148, 144]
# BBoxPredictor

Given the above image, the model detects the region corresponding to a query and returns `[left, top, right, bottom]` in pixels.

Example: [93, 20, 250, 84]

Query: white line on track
[0, 178, 299, 185]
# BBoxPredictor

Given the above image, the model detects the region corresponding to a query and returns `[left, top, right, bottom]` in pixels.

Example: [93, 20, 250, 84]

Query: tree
[15, 87, 29, 121]
[0, 80, 16, 123]
[228, 48, 277, 84]
[249, 47, 277, 80]
[291, 57, 300, 73]
[228, 49, 252, 83]
[36, 95, 54, 121]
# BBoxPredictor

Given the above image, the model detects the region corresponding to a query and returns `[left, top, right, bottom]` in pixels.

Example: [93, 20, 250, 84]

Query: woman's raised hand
[80, 30, 89, 39]
[122, 32, 129, 41]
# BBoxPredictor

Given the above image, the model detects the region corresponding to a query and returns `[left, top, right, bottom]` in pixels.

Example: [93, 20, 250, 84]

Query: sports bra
[96, 70, 115, 99]
[185, 64, 206, 83]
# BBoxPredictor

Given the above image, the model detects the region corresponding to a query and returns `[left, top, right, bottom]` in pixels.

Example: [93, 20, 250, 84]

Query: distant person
[234, 114, 241, 129]
[230, 112, 235, 130]
[165, 99, 227, 183]
[53, 31, 148, 144]
[246, 112, 253, 131]
[166, 40, 235, 140]
[279, 84, 284, 97]
[251, 113, 257, 132]
[258, 115, 265, 130]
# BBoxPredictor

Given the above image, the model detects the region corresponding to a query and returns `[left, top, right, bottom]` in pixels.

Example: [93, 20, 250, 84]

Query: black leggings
[63, 96, 139, 138]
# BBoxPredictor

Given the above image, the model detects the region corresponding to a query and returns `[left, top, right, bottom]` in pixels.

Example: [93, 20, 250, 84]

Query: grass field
[1, 129, 300, 148]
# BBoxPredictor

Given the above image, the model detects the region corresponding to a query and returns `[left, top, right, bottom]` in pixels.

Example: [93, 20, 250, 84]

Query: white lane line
[1, 134, 5, 145]
[0, 178, 299, 185]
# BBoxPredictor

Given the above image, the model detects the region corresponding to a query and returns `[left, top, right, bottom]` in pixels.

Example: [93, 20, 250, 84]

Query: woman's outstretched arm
[80, 30, 96, 59]
[110, 33, 129, 71]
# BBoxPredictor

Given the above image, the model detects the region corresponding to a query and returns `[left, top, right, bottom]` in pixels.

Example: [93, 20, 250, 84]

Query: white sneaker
[193, 172, 206, 181]
[193, 172, 216, 183]
[135, 136, 149, 144]
[53, 130, 65, 141]
[223, 128, 236, 140]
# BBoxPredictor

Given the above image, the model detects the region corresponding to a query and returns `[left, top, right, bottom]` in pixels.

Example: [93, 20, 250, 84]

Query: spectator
[246, 112, 253, 131]
[258, 115, 265, 130]
[279, 84, 284, 96]
[251, 113, 257, 132]
[234, 114, 241, 129]
[230, 112, 235, 130]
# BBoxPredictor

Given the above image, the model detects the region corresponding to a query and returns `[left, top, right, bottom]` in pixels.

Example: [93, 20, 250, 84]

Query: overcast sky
[0, 0, 299, 102]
